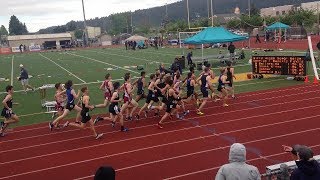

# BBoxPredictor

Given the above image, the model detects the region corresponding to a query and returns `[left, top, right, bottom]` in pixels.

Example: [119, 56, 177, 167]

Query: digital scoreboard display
[252, 56, 306, 76]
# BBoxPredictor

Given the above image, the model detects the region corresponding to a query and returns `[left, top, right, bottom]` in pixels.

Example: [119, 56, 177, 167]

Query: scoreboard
[252, 56, 306, 76]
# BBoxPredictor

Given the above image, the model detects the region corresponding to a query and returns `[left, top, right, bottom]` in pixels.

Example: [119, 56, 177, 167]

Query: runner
[109, 82, 129, 132]
[173, 72, 189, 116]
[218, 68, 230, 107]
[120, 73, 139, 121]
[136, 74, 159, 120]
[157, 79, 182, 129]
[226, 61, 236, 99]
[95, 73, 114, 108]
[0, 85, 19, 137]
[196, 67, 216, 115]
[49, 80, 82, 131]
[53, 83, 66, 119]
[133, 71, 147, 102]
[182, 72, 198, 109]
[63, 87, 103, 139]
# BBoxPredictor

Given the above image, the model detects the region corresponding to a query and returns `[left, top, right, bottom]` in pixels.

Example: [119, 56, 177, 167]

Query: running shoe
[94, 117, 103, 124]
[183, 110, 190, 116]
[63, 121, 70, 128]
[135, 115, 140, 120]
[223, 104, 229, 107]
[197, 111, 204, 116]
[111, 121, 116, 128]
[0, 132, 5, 137]
[232, 95, 236, 99]
[95, 133, 103, 140]
[121, 127, 129, 132]
[157, 123, 163, 129]
[49, 122, 54, 131]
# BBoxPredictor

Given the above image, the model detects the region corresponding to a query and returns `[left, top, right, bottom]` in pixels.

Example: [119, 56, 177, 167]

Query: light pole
[248, 0, 251, 17]
[211, 0, 214, 27]
[187, 0, 190, 29]
[82, 0, 89, 47]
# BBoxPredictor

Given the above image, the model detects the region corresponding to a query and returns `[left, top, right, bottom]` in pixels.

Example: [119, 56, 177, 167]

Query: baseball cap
[292, 144, 314, 161]
[19, 64, 24, 68]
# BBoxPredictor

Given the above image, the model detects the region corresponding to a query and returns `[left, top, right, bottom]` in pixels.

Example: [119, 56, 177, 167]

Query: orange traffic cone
[313, 77, 319, 85]
[305, 76, 309, 83]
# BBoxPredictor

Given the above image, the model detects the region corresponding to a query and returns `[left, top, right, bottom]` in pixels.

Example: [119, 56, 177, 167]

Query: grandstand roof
[7, 33, 72, 41]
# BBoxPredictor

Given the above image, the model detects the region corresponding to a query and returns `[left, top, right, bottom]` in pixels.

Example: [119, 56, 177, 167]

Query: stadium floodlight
[186, 0, 190, 29]
[82, 0, 89, 47]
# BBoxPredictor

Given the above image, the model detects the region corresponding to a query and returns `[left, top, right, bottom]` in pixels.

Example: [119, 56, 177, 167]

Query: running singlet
[103, 80, 112, 99]
[109, 92, 120, 115]
[200, 74, 208, 90]
[186, 79, 194, 97]
[226, 68, 232, 83]
[1, 95, 13, 118]
[81, 96, 89, 114]
[66, 88, 74, 104]
[123, 83, 132, 103]
[55, 91, 65, 111]
[217, 74, 225, 92]
[137, 78, 144, 95]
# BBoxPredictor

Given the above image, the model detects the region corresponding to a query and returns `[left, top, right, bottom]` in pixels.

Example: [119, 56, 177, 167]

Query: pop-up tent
[266, 22, 290, 42]
[125, 35, 148, 41]
[184, 27, 248, 44]
[184, 27, 248, 59]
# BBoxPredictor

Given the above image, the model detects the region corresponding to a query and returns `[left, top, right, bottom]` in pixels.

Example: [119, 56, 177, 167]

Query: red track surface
[1, 84, 320, 180]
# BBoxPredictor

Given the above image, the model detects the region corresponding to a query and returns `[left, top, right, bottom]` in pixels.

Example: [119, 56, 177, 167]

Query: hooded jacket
[290, 159, 320, 180]
[215, 143, 261, 180]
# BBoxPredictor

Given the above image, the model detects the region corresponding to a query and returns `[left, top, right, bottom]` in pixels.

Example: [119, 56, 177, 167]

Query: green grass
[0, 47, 311, 127]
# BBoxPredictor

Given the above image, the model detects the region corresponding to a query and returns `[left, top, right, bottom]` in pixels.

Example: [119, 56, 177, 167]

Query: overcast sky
[0, 0, 180, 32]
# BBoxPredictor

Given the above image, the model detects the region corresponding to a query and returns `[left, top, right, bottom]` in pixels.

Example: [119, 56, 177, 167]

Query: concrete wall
[301, 1, 320, 13]
[261, 5, 293, 17]
[8, 37, 71, 48]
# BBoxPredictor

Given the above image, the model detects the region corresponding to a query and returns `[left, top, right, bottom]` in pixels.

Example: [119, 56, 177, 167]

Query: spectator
[19, 44, 23, 53]
[187, 51, 193, 66]
[94, 166, 115, 180]
[256, 34, 261, 43]
[125, 41, 128, 50]
[171, 58, 182, 75]
[215, 143, 261, 180]
[283, 145, 320, 180]
[228, 42, 236, 61]
[19, 64, 34, 93]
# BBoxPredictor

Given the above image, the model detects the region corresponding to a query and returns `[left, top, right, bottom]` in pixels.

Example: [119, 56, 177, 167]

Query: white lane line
[71, 128, 320, 180]
[2, 89, 319, 146]
[2, 103, 320, 166]
[2, 119, 320, 180]
[66, 52, 140, 74]
[10, 55, 14, 86]
[162, 144, 320, 180]
[39, 53, 86, 83]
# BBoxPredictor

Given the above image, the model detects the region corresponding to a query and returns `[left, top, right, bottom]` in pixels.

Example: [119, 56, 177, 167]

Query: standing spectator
[19, 44, 23, 53]
[283, 145, 320, 180]
[228, 42, 236, 61]
[187, 51, 193, 66]
[215, 143, 261, 180]
[125, 41, 128, 50]
[133, 41, 137, 50]
[19, 64, 34, 93]
[256, 34, 261, 43]
[171, 58, 182, 75]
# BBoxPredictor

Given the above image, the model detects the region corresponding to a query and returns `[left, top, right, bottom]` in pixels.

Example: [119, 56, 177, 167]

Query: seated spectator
[215, 143, 261, 180]
[283, 145, 320, 180]
[94, 166, 115, 180]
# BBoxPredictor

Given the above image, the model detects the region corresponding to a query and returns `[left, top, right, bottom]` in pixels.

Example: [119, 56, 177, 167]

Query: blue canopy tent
[184, 27, 248, 60]
[266, 22, 290, 42]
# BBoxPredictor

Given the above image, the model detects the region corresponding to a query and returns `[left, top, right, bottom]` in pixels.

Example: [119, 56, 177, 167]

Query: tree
[66, 21, 77, 31]
[9, 15, 28, 35]
[53, 26, 67, 33]
[0, 25, 8, 35]
[74, 29, 83, 39]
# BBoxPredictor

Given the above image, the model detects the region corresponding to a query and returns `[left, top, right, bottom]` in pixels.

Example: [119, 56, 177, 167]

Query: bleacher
[262, 155, 320, 179]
